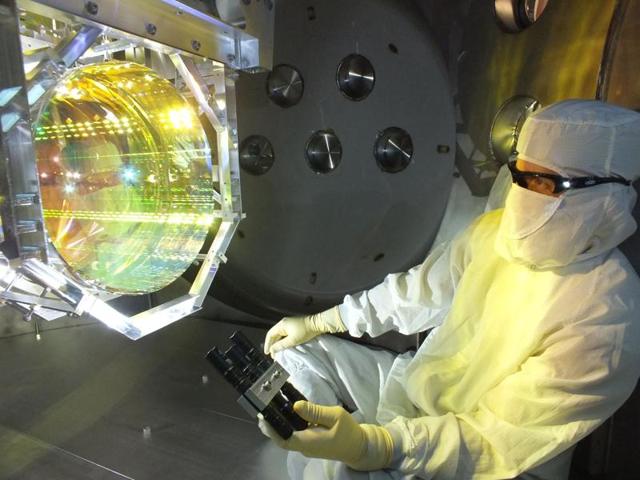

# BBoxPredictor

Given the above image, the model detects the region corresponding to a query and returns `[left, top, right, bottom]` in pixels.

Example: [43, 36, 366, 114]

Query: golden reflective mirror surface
[34, 61, 216, 294]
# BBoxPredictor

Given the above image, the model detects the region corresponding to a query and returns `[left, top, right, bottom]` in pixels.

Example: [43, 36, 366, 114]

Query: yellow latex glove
[258, 400, 393, 471]
[263, 306, 346, 356]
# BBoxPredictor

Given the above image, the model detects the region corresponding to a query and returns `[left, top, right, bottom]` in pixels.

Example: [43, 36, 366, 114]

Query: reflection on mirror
[33, 61, 216, 294]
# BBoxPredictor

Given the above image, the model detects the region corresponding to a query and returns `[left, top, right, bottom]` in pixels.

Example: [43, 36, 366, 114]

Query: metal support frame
[18, 0, 273, 70]
[26, 24, 103, 108]
[0, 0, 49, 262]
[0, 0, 252, 340]
[170, 54, 242, 307]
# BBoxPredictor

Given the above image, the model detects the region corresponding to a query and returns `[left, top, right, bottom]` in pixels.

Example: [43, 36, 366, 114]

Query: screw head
[145, 23, 157, 35]
[191, 40, 201, 51]
[85, 1, 99, 15]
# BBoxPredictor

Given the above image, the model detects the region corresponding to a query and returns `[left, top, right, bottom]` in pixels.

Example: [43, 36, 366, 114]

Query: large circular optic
[336, 54, 375, 101]
[374, 127, 413, 173]
[305, 130, 342, 174]
[239, 135, 275, 175]
[33, 61, 216, 294]
[489, 95, 541, 164]
[266, 64, 304, 108]
[494, 0, 550, 33]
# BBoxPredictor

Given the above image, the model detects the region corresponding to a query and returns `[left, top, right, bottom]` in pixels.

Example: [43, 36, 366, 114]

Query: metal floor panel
[0, 317, 289, 480]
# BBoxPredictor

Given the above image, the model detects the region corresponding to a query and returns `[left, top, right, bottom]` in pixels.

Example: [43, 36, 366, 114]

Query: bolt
[54, 61, 67, 75]
[85, 1, 98, 15]
[145, 23, 157, 35]
[261, 381, 272, 391]
[191, 40, 201, 51]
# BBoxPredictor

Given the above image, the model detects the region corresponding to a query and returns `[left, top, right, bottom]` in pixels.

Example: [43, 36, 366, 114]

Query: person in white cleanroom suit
[259, 100, 640, 480]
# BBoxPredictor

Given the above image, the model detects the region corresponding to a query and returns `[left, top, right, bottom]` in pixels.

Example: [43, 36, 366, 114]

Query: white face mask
[500, 185, 563, 240]
[495, 183, 636, 270]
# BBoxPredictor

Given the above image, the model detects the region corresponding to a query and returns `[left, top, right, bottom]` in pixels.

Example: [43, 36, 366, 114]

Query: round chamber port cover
[494, 0, 550, 33]
[374, 127, 413, 173]
[266, 64, 304, 108]
[33, 61, 217, 294]
[305, 130, 343, 174]
[240, 135, 275, 175]
[489, 95, 541, 164]
[336, 54, 375, 101]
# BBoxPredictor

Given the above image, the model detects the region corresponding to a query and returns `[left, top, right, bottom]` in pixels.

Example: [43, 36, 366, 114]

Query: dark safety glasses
[507, 160, 631, 195]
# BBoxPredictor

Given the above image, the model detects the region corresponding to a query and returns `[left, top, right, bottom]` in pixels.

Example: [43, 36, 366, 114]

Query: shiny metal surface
[19, 0, 270, 70]
[216, 0, 456, 316]
[239, 135, 275, 175]
[0, 318, 288, 480]
[20, 257, 85, 304]
[374, 127, 413, 173]
[170, 55, 242, 309]
[266, 64, 304, 108]
[0, 0, 48, 261]
[493, 0, 549, 33]
[305, 130, 342, 175]
[493, 0, 522, 33]
[489, 95, 540, 164]
[244, 363, 289, 411]
[214, 0, 275, 70]
[25, 25, 102, 108]
[336, 54, 375, 101]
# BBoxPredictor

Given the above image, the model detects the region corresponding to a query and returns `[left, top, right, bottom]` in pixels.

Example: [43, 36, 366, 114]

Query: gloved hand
[258, 400, 394, 471]
[263, 306, 347, 356]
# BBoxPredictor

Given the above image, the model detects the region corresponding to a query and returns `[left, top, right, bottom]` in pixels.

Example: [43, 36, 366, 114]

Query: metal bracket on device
[237, 362, 290, 416]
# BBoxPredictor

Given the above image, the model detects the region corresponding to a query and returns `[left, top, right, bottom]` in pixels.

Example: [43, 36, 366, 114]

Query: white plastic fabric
[484, 163, 512, 213]
[495, 100, 640, 270]
[336, 211, 640, 479]
[274, 336, 402, 480]
[495, 181, 638, 269]
[516, 99, 640, 179]
[277, 331, 574, 480]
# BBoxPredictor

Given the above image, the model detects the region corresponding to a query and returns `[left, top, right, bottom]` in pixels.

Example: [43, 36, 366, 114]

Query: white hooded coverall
[275, 100, 640, 479]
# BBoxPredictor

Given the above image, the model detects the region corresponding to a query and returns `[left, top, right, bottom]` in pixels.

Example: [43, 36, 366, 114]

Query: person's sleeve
[337, 224, 473, 338]
[383, 309, 640, 479]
